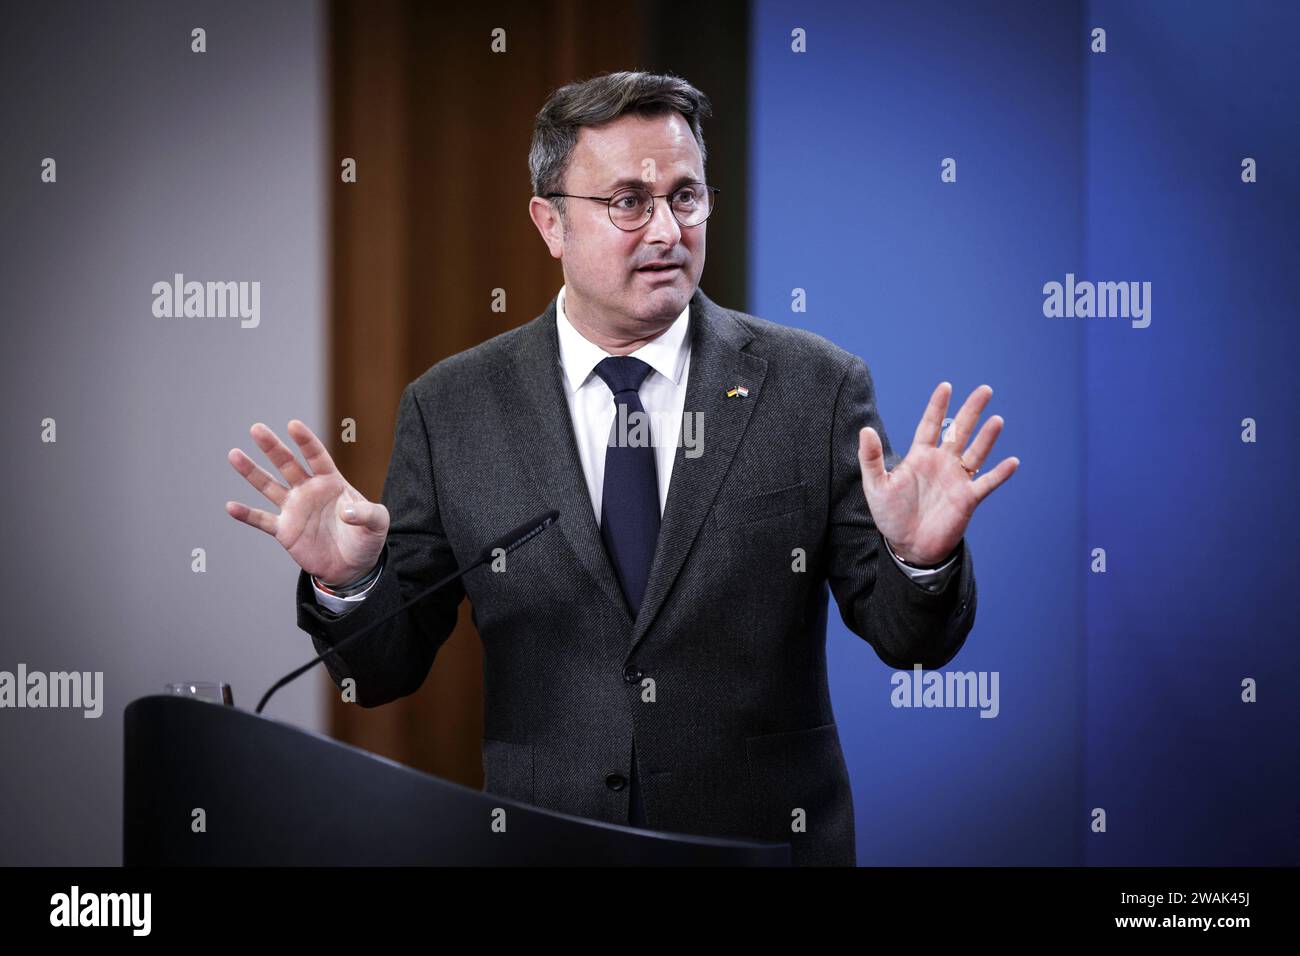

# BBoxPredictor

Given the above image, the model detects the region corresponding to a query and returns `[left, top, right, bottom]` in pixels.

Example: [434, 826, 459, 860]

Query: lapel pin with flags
[725, 385, 749, 398]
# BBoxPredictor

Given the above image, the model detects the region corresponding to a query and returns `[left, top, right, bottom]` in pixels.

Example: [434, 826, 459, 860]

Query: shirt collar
[555, 284, 691, 394]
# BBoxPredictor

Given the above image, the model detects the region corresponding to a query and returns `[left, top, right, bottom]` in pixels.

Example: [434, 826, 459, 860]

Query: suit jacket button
[605, 773, 627, 791]
[623, 664, 643, 683]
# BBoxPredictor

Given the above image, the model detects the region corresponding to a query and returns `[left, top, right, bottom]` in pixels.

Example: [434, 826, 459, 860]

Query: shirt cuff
[882, 537, 960, 591]
[312, 562, 383, 614]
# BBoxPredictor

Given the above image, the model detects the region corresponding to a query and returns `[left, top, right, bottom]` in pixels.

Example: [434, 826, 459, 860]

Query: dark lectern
[124, 695, 791, 866]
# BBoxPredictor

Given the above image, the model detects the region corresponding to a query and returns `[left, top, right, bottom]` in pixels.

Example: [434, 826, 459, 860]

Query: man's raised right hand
[225, 420, 390, 587]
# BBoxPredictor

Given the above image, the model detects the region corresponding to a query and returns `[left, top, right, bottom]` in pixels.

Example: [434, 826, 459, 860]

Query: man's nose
[643, 195, 682, 244]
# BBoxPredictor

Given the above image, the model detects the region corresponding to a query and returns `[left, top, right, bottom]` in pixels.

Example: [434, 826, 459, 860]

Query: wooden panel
[323, 0, 749, 788]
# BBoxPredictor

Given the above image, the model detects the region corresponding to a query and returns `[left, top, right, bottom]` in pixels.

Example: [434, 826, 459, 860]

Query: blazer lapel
[506, 288, 769, 644]
[628, 288, 768, 656]
[509, 298, 632, 622]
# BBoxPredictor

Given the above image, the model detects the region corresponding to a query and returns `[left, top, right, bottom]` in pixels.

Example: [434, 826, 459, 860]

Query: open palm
[225, 420, 389, 586]
[859, 383, 1018, 566]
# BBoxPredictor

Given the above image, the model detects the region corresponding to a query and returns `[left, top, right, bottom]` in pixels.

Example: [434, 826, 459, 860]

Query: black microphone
[255, 510, 560, 715]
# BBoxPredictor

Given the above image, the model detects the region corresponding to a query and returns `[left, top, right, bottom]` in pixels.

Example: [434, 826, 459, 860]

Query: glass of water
[164, 682, 233, 706]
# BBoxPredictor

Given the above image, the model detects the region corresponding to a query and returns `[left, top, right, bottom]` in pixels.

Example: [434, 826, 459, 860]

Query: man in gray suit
[225, 72, 1018, 866]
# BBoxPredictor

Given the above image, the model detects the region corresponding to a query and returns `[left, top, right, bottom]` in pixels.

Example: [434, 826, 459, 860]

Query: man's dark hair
[529, 70, 713, 227]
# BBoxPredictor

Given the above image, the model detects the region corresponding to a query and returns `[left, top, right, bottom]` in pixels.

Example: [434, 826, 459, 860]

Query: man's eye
[614, 193, 644, 209]
[672, 189, 698, 205]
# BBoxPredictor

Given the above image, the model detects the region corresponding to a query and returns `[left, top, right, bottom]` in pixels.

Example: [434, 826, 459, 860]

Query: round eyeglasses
[544, 182, 720, 231]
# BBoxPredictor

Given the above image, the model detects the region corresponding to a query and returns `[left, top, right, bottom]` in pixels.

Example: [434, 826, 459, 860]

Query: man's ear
[528, 197, 565, 259]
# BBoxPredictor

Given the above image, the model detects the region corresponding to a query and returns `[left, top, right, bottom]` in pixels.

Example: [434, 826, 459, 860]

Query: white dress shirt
[313, 285, 958, 613]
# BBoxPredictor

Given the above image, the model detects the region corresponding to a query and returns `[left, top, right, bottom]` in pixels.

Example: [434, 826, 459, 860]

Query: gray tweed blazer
[295, 286, 977, 866]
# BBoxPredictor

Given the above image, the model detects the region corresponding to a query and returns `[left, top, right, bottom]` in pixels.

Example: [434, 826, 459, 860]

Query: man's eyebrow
[603, 174, 701, 192]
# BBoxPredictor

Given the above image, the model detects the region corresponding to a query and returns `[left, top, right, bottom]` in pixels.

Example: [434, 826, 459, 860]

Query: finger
[287, 419, 339, 478]
[971, 456, 1020, 503]
[946, 384, 993, 453]
[959, 415, 1004, 473]
[339, 496, 388, 534]
[911, 381, 952, 450]
[227, 447, 288, 507]
[225, 499, 279, 536]
[858, 426, 888, 492]
[250, 422, 311, 488]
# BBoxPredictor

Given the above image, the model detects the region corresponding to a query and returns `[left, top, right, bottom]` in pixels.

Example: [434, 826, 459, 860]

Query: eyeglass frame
[543, 181, 721, 230]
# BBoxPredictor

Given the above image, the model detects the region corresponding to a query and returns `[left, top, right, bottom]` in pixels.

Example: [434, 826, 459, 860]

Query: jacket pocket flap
[743, 722, 853, 860]
[711, 480, 807, 530]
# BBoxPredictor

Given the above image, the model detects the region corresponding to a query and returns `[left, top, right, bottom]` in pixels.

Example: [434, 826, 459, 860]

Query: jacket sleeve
[294, 380, 464, 706]
[824, 356, 977, 670]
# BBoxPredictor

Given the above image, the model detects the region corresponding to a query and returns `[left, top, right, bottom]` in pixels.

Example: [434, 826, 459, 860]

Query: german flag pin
[725, 385, 749, 398]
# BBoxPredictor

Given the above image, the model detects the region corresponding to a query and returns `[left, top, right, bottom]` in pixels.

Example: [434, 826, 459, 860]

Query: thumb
[340, 497, 388, 533]
[858, 426, 888, 493]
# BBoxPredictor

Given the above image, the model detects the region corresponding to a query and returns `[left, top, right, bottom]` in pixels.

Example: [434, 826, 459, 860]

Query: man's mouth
[635, 263, 683, 274]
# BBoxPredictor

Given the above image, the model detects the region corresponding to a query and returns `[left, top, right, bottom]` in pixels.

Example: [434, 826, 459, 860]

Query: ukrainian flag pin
[725, 385, 749, 398]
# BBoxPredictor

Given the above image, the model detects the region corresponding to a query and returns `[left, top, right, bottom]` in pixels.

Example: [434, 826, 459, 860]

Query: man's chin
[630, 281, 692, 318]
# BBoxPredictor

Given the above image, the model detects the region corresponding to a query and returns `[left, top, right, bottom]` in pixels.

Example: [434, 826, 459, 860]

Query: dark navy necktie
[592, 355, 657, 828]
[592, 356, 660, 618]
